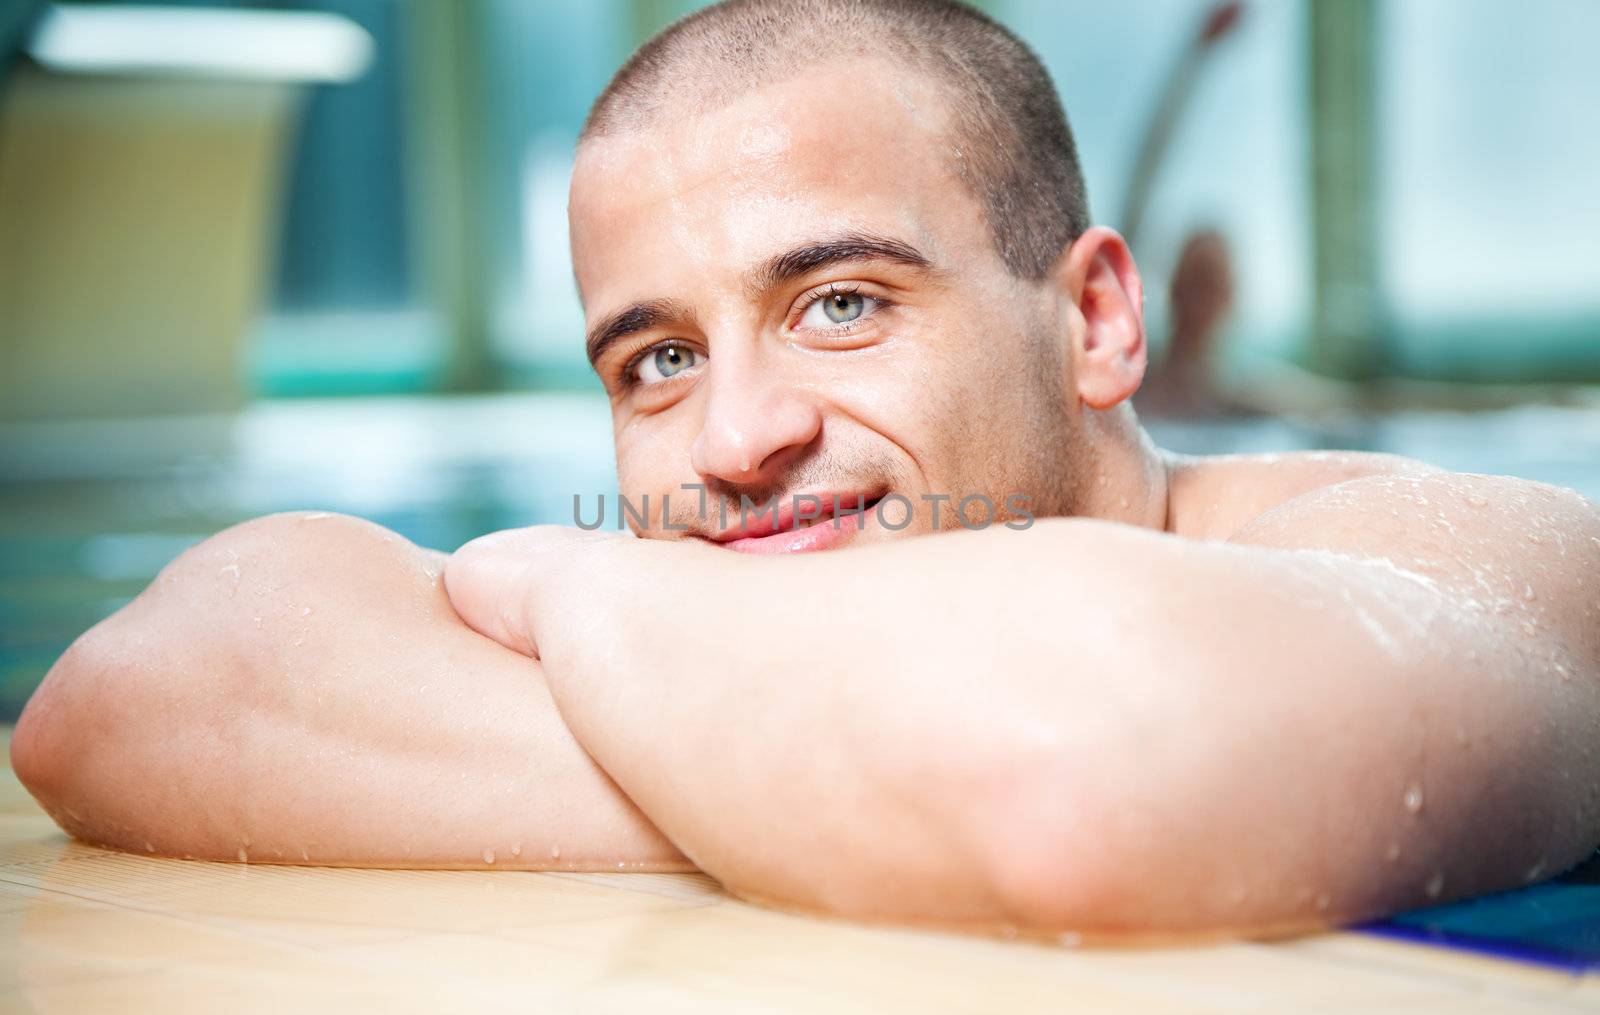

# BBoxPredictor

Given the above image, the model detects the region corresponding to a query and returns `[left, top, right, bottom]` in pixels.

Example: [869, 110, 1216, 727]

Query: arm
[445, 472, 1600, 935]
[10, 512, 688, 871]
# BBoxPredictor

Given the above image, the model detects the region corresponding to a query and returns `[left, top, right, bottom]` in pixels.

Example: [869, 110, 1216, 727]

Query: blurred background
[1, 0, 1598, 719]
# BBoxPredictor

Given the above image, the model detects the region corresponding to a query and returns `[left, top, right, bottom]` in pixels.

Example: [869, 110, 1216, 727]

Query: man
[12, 0, 1599, 939]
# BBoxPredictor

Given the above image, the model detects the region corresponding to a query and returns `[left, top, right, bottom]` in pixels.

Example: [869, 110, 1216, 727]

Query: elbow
[9, 514, 289, 841]
[968, 751, 1136, 936]
[12, 511, 422, 854]
[836, 710, 1138, 934]
[14, 623, 220, 855]
[10, 667, 56, 804]
[11, 631, 107, 837]
[704, 729, 1128, 932]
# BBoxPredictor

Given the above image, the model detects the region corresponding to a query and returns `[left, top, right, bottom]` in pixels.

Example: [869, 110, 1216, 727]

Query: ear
[1053, 226, 1147, 410]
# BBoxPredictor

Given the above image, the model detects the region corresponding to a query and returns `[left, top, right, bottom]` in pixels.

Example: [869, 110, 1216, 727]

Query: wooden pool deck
[0, 731, 1594, 1013]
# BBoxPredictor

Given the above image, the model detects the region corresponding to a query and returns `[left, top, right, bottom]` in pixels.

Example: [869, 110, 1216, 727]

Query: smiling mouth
[708, 491, 885, 553]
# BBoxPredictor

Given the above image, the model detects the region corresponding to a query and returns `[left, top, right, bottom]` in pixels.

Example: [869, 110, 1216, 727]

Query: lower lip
[720, 503, 875, 555]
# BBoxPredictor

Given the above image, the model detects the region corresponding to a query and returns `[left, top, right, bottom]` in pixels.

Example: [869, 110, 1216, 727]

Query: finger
[444, 529, 546, 657]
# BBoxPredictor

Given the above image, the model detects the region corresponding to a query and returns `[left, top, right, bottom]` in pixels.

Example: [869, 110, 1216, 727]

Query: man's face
[569, 60, 1083, 552]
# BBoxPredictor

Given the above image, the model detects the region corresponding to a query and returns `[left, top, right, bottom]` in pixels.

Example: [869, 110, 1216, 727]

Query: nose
[689, 350, 822, 487]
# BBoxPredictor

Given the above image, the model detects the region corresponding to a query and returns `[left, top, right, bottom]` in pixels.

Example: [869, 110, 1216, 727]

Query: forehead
[568, 59, 992, 310]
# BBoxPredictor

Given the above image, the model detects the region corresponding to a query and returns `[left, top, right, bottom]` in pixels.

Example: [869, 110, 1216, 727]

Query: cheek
[858, 313, 1058, 489]
[612, 412, 697, 499]
[802, 336, 973, 490]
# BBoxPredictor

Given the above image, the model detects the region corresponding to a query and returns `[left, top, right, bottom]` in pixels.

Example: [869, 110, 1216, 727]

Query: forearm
[454, 518, 1600, 933]
[11, 513, 688, 871]
[466, 522, 1172, 923]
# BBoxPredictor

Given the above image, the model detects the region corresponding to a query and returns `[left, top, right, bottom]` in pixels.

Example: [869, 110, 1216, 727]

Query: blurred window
[120, 0, 1598, 392]
[254, 0, 426, 395]
[1379, 0, 1600, 381]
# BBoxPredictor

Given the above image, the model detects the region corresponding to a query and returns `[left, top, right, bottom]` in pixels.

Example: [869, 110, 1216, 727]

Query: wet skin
[13, 60, 1600, 938]
[571, 60, 1164, 548]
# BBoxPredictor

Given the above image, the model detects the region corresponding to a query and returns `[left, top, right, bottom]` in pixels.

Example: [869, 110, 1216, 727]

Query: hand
[445, 525, 622, 659]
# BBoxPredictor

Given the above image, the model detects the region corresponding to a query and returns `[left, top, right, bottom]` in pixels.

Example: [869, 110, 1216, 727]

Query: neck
[1076, 407, 1172, 532]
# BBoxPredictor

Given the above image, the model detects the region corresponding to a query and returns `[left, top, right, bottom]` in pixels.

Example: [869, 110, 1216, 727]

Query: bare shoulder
[1166, 448, 1440, 541]
[1194, 452, 1600, 670]
[1168, 447, 1600, 655]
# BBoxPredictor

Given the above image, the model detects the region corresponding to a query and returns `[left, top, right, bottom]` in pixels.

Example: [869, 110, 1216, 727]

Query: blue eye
[823, 292, 864, 323]
[633, 343, 702, 384]
[800, 289, 878, 329]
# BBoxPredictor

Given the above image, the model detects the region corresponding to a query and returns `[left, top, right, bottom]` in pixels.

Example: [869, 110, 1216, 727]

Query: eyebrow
[749, 232, 937, 295]
[583, 233, 938, 370]
[586, 298, 692, 369]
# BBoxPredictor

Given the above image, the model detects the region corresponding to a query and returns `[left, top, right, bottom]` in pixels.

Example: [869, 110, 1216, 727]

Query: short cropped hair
[582, 0, 1090, 280]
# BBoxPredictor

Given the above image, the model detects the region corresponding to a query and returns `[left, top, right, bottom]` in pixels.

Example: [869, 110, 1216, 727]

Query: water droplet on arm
[482, 849, 496, 864]
[1425, 871, 1445, 898]
[1403, 783, 1425, 815]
